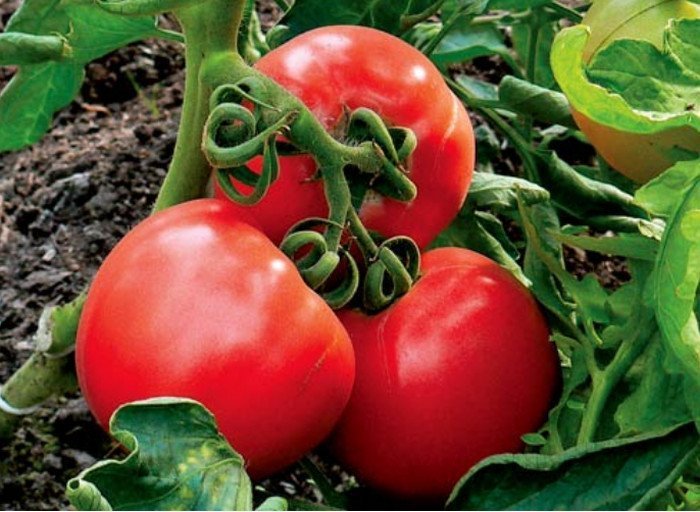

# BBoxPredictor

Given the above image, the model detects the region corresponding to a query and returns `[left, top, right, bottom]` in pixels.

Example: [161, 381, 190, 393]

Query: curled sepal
[389, 127, 417, 162]
[0, 33, 71, 66]
[282, 230, 340, 289]
[344, 109, 417, 202]
[372, 155, 418, 202]
[209, 79, 278, 113]
[348, 107, 401, 163]
[279, 220, 360, 309]
[321, 249, 360, 310]
[363, 236, 421, 312]
[215, 137, 280, 206]
[203, 103, 296, 169]
[280, 219, 344, 289]
[96, 0, 206, 16]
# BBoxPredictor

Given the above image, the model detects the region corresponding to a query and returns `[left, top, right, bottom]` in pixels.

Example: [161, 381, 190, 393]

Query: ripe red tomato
[571, 0, 700, 183]
[75, 199, 355, 478]
[215, 25, 475, 248]
[331, 248, 560, 500]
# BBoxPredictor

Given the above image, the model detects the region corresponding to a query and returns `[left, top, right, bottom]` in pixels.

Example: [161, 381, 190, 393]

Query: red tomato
[75, 199, 355, 478]
[331, 248, 560, 500]
[215, 25, 475, 248]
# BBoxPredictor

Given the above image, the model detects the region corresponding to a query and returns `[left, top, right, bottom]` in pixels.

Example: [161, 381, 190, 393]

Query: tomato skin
[215, 25, 475, 248]
[573, 0, 700, 183]
[75, 199, 355, 478]
[331, 248, 560, 500]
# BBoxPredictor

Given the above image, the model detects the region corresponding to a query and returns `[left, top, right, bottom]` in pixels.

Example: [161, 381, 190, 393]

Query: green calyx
[204, 78, 422, 311]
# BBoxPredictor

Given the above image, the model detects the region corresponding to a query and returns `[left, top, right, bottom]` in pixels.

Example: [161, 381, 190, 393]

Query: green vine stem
[153, 0, 247, 211]
[576, 311, 656, 444]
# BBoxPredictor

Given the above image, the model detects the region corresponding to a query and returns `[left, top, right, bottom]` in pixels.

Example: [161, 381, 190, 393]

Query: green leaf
[447, 424, 700, 511]
[588, 20, 699, 117]
[602, 262, 651, 330]
[614, 334, 693, 436]
[532, 150, 648, 224]
[512, 16, 557, 88]
[440, 0, 489, 22]
[637, 160, 700, 417]
[257, 497, 289, 511]
[431, 21, 515, 66]
[499, 76, 576, 129]
[518, 199, 610, 324]
[0, 0, 159, 151]
[540, 345, 589, 453]
[66, 398, 256, 511]
[552, 231, 659, 261]
[520, 202, 574, 324]
[64, 3, 159, 63]
[0, 33, 69, 65]
[474, 124, 501, 171]
[0, 62, 83, 152]
[5, 0, 70, 33]
[298, 457, 348, 510]
[276, 0, 442, 41]
[432, 209, 528, 285]
[455, 74, 499, 101]
[552, 21, 700, 136]
[468, 171, 550, 211]
[488, 0, 550, 10]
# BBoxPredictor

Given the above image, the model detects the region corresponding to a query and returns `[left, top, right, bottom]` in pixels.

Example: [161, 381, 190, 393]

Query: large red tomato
[75, 199, 355, 478]
[215, 25, 475, 248]
[331, 248, 560, 500]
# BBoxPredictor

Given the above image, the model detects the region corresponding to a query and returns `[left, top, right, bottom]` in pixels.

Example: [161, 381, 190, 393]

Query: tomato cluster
[75, 26, 560, 501]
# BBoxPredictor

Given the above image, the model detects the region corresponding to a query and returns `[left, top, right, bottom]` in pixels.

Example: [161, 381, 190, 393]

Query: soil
[0, 1, 621, 509]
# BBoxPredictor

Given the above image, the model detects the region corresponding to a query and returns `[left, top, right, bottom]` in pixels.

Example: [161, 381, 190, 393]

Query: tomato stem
[153, 0, 248, 211]
[346, 207, 379, 260]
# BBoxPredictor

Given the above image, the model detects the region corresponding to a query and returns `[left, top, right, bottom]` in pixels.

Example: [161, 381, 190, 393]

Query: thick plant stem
[153, 0, 247, 211]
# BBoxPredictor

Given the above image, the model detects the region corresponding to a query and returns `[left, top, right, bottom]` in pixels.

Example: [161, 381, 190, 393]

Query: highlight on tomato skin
[215, 25, 476, 249]
[570, 0, 700, 183]
[74, 198, 356, 479]
[330, 247, 561, 501]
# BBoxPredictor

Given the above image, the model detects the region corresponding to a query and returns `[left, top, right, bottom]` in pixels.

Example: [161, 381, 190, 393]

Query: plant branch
[546, 1, 583, 23]
[576, 311, 655, 444]
[153, 0, 248, 211]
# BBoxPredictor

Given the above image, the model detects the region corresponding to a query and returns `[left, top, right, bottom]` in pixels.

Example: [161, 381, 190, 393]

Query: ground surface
[0, 1, 619, 509]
